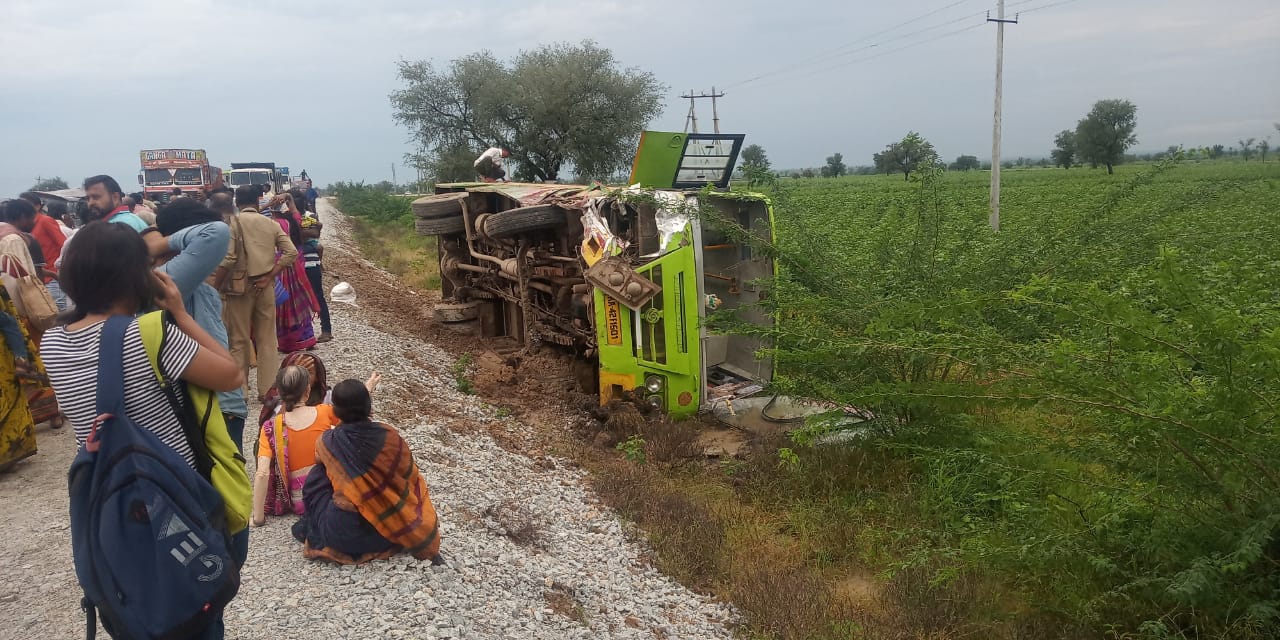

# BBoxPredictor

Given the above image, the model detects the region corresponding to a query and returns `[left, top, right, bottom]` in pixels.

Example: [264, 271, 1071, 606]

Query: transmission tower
[682, 88, 726, 134]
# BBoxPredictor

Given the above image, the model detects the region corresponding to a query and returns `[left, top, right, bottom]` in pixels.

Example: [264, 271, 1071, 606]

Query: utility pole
[987, 1, 1017, 232]
[390, 163, 397, 189]
[681, 89, 726, 134]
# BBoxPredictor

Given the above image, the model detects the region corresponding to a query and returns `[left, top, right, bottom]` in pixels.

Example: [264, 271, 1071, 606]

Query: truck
[411, 131, 772, 417]
[227, 162, 283, 195]
[138, 149, 223, 202]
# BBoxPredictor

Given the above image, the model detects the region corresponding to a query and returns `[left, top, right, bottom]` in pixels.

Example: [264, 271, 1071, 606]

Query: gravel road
[0, 200, 737, 640]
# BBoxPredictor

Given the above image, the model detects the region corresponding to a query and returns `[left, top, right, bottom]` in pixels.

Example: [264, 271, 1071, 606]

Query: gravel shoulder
[0, 200, 737, 640]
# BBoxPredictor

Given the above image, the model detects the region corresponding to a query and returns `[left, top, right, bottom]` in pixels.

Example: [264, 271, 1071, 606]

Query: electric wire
[723, 0, 979, 89]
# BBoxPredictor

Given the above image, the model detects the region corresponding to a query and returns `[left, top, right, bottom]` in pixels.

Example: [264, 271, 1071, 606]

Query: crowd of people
[0, 176, 441, 640]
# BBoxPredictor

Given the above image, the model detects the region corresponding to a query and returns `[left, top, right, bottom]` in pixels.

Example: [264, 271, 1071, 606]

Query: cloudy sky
[2, 0, 1277, 195]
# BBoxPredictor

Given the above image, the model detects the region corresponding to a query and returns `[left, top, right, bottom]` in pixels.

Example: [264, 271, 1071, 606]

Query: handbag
[220, 215, 248, 296]
[1, 254, 58, 330]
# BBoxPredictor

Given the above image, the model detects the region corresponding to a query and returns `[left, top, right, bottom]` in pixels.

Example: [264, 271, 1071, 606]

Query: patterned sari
[261, 414, 310, 516]
[273, 213, 319, 353]
[0, 288, 39, 472]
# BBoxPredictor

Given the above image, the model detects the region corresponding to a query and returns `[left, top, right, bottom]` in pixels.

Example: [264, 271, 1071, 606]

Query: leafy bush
[331, 181, 412, 224]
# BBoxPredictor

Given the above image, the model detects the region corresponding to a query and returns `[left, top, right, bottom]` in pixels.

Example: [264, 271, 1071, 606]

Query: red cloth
[29, 215, 65, 283]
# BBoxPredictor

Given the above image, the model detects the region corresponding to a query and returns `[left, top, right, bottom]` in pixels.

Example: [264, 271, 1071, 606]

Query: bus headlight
[644, 374, 664, 393]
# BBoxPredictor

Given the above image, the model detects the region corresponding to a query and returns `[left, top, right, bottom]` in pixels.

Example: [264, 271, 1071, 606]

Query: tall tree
[820, 152, 847, 178]
[872, 132, 938, 180]
[1208, 144, 1226, 160]
[1259, 139, 1270, 162]
[1237, 138, 1256, 161]
[739, 144, 773, 185]
[740, 144, 770, 172]
[28, 176, 68, 191]
[390, 41, 664, 183]
[1050, 130, 1077, 168]
[1074, 99, 1138, 174]
[949, 155, 980, 171]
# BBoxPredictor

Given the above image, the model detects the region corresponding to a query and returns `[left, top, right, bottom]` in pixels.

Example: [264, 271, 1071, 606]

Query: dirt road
[0, 200, 736, 640]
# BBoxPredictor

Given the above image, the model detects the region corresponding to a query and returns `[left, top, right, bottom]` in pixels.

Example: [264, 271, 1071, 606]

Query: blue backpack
[68, 316, 240, 640]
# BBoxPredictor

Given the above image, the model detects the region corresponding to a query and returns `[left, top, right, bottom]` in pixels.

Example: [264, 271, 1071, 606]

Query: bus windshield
[229, 171, 272, 186]
[174, 168, 204, 185]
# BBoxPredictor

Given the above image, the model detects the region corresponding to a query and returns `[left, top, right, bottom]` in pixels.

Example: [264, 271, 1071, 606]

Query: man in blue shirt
[83, 175, 148, 231]
[144, 198, 251, 597]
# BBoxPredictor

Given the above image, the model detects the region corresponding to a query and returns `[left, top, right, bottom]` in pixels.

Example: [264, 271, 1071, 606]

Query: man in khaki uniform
[216, 185, 297, 401]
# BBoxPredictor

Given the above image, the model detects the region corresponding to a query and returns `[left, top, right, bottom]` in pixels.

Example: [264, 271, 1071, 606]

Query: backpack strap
[136, 310, 216, 479]
[93, 316, 132, 417]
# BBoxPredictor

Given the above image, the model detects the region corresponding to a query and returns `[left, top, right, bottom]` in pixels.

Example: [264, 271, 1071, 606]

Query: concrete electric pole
[988, 1, 1017, 232]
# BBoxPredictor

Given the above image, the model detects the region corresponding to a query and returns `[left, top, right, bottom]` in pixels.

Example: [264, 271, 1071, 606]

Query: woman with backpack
[41, 221, 245, 640]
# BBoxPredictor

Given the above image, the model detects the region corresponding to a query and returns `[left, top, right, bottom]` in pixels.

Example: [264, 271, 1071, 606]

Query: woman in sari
[257, 351, 331, 426]
[292, 379, 442, 565]
[252, 364, 380, 522]
[0, 286, 40, 472]
[270, 193, 319, 353]
[0, 211, 61, 434]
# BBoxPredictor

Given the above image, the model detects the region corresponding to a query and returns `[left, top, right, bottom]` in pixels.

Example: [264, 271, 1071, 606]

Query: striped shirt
[43, 318, 201, 467]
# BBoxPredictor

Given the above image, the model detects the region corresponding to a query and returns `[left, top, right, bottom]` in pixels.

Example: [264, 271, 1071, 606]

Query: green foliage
[1052, 129, 1076, 168]
[452, 353, 475, 395]
[948, 155, 980, 171]
[873, 132, 939, 180]
[777, 447, 800, 470]
[330, 181, 411, 223]
[820, 152, 846, 178]
[617, 434, 647, 464]
[1075, 99, 1138, 174]
[28, 176, 68, 191]
[741, 144, 773, 186]
[725, 160, 1280, 637]
[390, 41, 664, 183]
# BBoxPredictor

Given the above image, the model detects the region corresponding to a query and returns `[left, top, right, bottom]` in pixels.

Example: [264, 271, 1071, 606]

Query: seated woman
[253, 364, 380, 521]
[292, 379, 442, 565]
[257, 351, 330, 426]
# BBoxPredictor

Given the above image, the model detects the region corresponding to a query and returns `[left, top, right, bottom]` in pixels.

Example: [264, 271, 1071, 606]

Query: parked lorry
[411, 131, 770, 417]
[138, 148, 223, 202]
[227, 162, 283, 194]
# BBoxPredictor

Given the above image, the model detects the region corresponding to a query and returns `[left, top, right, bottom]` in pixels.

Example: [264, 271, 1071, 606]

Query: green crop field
[725, 159, 1280, 638]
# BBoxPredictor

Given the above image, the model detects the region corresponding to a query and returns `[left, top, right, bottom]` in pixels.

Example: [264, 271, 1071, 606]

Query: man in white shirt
[474, 147, 510, 182]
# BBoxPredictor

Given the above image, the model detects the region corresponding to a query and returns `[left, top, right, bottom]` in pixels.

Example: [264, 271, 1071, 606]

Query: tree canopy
[28, 176, 68, 191]
[1051, 130, 1076, 169]
[820, 153, 847, 178]
[873, 132, 938, 180]
[740, 144, 772, 186]
[949, 155, 980, 171]
[390, 41, 664, 183]
[1075, 99, 1137, 174]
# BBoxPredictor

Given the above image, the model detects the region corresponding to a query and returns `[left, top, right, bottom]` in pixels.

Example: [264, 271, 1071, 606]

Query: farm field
[721, 159, 1280, 638]
[336, 160, 1280, 639]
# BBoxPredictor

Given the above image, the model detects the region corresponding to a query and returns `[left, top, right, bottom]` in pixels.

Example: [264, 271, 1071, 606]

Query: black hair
[83, 175, 124, 196]
[2, 198, 35, 223]
[171, 187, 183, 195]
[60, 222, 155, 323]
[74, 200, 91, 225]
[129, 192, 145, 202]
[234, 185, 261, 208]
[273, 206, 303, 246]
[156, 198, 223, 236]
[18, 192, 42, 206]
[331, 379, 372, 424]
[209, 192, 235, 215]
[46, 200, 68, 217]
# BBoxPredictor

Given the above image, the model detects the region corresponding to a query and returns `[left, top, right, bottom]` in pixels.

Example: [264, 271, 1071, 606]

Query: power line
[724, 0, 978, 89]
[739, 21, 988, 93]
